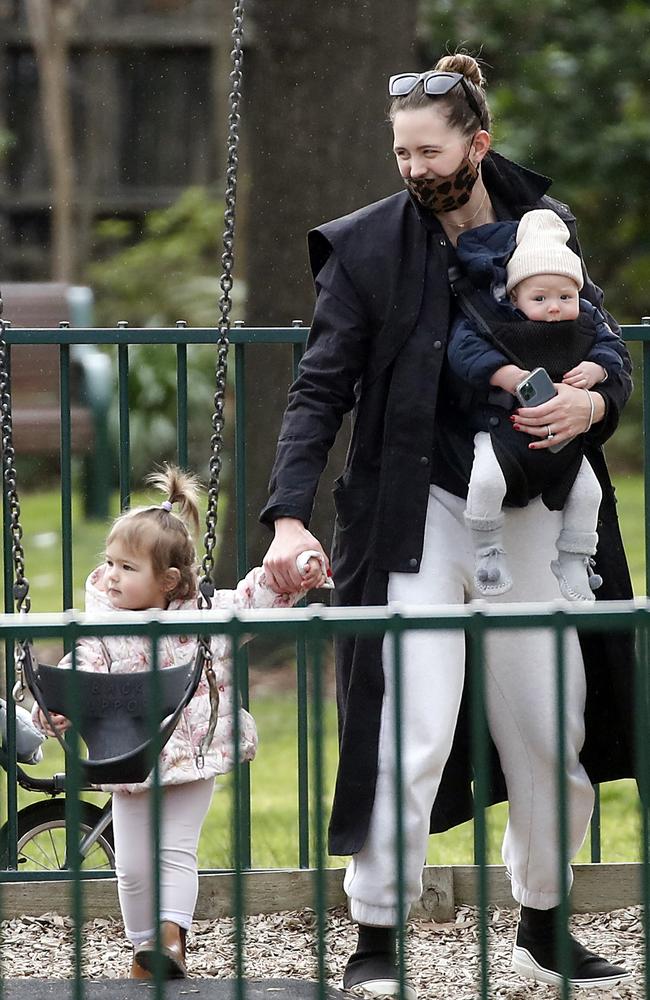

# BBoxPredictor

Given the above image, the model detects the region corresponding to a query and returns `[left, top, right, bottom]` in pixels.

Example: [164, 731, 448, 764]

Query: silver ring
[546, 425, 554, 439]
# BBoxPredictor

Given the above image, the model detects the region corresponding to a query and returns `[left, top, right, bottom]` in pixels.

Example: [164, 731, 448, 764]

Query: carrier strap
[448, 265, 528, 370]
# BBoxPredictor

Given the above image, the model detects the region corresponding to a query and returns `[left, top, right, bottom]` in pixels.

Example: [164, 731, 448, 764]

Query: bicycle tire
[0, 799, 115, 871]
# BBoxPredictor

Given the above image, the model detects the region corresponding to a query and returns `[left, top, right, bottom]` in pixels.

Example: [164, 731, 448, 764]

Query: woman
[261, 53, 635, 993]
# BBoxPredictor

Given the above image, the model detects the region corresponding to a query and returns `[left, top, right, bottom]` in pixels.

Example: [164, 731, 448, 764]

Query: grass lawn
[4, 473, 647, 870]
[611, 470, 646, 593]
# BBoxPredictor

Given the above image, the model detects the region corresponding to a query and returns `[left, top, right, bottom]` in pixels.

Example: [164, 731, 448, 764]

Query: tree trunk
[216, 0, 419, 579]
[25, 0, 81, 282]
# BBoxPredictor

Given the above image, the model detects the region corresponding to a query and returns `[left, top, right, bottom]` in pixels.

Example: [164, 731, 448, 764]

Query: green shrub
[87, 187, 245, 483]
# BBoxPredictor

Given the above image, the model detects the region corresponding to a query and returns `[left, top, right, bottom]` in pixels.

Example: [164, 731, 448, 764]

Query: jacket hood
[455, 220, 518, 292]
[455, 220, 521, 318]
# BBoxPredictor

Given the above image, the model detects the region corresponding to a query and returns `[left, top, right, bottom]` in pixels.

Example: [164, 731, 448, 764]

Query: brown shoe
[133, 922, 187, 979]
[131, 954, 152, 980]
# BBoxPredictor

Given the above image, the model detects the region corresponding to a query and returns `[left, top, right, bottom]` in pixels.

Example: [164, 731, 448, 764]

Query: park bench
[0, 282, 112, 518]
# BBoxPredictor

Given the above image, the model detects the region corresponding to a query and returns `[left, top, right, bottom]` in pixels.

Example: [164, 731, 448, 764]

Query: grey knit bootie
[465, 513, 513, 596]
[550, 530, 603, 602]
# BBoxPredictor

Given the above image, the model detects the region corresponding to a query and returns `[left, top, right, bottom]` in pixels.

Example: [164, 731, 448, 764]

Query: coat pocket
[332, 476, 375, 531]
[331, 476, 375, 601]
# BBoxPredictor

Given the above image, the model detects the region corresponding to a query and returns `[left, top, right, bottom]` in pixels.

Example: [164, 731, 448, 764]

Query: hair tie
[161, 500, 173, 512]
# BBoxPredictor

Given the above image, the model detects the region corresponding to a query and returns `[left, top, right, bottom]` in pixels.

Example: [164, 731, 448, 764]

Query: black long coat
[261, 151, 636, 857]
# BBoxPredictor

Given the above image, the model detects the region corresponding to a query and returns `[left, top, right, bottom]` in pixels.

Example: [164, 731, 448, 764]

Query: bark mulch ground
[0, 905, 644, 999]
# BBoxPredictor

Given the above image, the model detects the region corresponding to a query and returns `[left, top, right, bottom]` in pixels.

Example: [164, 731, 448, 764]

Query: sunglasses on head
[388, 71, 485, 129]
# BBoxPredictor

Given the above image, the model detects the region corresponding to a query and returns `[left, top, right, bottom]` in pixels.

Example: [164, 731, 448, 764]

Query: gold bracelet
[584, 389, 596, 433]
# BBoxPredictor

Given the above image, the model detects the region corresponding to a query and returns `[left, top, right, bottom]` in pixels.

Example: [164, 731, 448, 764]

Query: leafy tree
[87, 187, 238, 483]
[89, 187, 237, 328]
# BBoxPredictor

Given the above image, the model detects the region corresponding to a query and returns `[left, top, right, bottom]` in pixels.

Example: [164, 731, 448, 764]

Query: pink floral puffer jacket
[40, 564, 299, 794]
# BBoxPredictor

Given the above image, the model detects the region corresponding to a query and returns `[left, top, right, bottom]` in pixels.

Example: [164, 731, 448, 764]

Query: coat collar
[482, 150, 552, 214]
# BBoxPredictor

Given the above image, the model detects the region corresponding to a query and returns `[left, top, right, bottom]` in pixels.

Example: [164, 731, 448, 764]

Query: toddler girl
[34, 465, 326, 978]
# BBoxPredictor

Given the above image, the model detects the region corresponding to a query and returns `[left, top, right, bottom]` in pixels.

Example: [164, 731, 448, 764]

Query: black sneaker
[343, 953, 416, 1000]
[512, 913, 632, 989]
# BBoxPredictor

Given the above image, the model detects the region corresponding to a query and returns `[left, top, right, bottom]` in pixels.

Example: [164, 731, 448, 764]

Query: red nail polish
[513, 424, 521, 431]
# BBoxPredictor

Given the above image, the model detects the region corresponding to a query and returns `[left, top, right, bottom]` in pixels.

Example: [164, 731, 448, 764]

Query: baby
[447, 209, 625, 600]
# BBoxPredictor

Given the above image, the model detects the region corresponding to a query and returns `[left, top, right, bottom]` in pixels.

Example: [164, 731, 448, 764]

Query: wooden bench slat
[9, 408, 95, 453]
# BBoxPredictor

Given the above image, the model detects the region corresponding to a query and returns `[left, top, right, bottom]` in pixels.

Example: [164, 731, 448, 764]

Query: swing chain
[195, 0, 244, 767]
[195, 636, 220, 770]
[199, 0, 245, 605]
[0, 318, 30, 617]
[0, 313, 29, 701]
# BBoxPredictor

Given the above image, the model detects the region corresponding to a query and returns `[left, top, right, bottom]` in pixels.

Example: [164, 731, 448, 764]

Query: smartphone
[514, 367, 567, 453]
[514, 367, 557, 407]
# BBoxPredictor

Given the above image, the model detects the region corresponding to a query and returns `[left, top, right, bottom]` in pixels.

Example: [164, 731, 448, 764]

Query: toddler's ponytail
[146, 464, 201, 538]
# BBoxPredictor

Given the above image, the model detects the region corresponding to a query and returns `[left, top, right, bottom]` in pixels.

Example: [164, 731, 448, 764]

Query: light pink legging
[112, 777, 215, 944]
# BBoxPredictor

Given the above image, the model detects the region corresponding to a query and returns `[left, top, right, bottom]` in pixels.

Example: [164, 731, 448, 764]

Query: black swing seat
[22, 641, 206, 785]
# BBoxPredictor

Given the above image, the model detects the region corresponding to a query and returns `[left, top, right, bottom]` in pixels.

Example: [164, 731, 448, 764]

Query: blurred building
[0, 0, 235, 279]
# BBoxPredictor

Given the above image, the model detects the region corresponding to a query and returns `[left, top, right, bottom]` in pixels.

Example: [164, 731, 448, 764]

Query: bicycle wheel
[0, 799, 115, 871]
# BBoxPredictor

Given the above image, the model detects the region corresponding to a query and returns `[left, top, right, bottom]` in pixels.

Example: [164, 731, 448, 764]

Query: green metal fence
[0, 601, 647, 998]
[0, 321, 648, 997]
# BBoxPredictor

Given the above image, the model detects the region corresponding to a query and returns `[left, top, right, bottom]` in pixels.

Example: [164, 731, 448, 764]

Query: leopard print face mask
[405, 152, 479, 214]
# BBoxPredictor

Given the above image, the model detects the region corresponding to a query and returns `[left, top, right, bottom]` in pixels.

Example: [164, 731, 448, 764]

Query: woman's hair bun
[388, 48, 490, 134]
[435, 53, 486, 89]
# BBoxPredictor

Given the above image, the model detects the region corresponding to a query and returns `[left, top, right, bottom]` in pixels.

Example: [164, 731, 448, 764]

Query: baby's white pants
[112, 777, 215, 944]
[466, 430, 602, 534]
[344, 485, 595, 926]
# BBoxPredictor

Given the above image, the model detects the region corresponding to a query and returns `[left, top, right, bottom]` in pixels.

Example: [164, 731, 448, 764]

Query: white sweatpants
[466, 430, 602, 538]
[344, 486, 594, 926]
[112, 777, 215, 944]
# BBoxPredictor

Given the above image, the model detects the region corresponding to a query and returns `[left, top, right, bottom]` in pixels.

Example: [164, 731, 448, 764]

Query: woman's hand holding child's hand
[36, 708, 71, 738]
[264, 517, 331, 594]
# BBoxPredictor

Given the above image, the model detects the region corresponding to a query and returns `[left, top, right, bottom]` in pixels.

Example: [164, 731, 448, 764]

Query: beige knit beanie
[505, 209, 584, 294]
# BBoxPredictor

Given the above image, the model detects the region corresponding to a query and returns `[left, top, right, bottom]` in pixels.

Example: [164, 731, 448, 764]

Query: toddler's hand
[296, 550, 334, 591]
[562, 361, 606, 389]
[36, 708, 71, 738]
